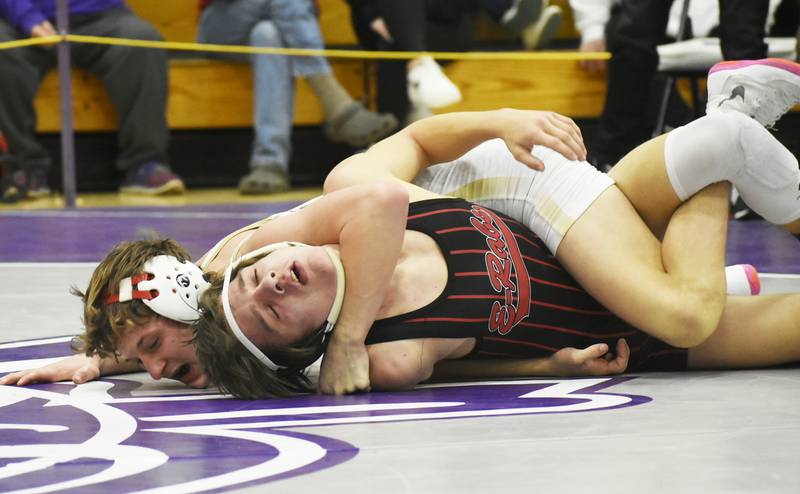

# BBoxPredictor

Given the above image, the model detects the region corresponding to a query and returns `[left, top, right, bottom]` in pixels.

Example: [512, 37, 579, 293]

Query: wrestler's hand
[550, 338, 629, 376]
[319, 336, 371, 394]
[498, 109, 587, 171]
[0, 354, 101, 386]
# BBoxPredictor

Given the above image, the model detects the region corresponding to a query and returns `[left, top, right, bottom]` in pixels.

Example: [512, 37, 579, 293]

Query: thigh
[0, 18, 55, 74]
[555, 186, 683, 340]
[608, 133, 681, 238]
[71, 8, 163, 69]
[688, 294, 800, 368]
[197, 0, 268, 45]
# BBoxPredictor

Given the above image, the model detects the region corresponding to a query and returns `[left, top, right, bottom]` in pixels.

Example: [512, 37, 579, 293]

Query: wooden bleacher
[33, 0, 603, 133]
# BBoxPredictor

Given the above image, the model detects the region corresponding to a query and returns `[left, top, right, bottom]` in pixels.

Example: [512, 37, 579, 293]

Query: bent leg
[688, 293, 800, 368]
[556, 182, 730, 348]
[611, 112, 800, 236]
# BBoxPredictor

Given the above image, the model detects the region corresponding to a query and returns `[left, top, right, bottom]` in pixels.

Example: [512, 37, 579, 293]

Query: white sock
[725, 264, 761, 296]
[664, 112, 800, 225]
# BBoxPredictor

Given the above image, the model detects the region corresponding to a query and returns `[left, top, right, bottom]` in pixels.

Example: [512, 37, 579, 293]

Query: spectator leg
[595, 0, 672, 167]
[718, 0, 768, 60]
[0, 18, 54, 171]
[71, 7, 169, 173]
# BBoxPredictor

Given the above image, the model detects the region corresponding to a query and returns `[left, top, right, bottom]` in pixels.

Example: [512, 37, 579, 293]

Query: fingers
[571, 343, 609, 365]
[548, 114, 586, 160]
[0, 371, 22, 385]
[614, 338, 630, 370]
[512, 145, 544, 171]
[7, 370, 40, 386]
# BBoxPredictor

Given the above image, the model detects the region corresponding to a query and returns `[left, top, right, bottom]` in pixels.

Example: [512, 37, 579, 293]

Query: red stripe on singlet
[405, 317, 489, 323]
[532, 300, 611, 316]
[437, 226, 474, 235]
[521, 255, 562, 271]
[408, 208, 472, 221]
[483, 336, 559, 352]
[517, 320, 637, 338]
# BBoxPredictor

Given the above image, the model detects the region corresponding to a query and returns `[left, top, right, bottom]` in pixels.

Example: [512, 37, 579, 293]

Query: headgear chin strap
[220, 241, 346, 372]
[105, 255, 210, 324]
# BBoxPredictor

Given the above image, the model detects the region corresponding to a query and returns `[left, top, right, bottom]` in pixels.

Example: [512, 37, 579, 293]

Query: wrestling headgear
[220, 241, 345, 372]
[105, 255, 210, 323]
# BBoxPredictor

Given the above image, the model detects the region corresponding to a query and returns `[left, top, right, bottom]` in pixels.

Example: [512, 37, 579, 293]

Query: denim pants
[197, 0, 331, 171]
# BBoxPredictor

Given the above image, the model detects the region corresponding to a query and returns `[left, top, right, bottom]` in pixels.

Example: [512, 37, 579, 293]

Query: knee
[120, 19, 163, 42]
[250, 21, 282, 48]
[664, 287, 726, 348]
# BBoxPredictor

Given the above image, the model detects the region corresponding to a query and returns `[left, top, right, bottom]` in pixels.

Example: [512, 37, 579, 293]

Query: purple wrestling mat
[0, 203, 797, 272]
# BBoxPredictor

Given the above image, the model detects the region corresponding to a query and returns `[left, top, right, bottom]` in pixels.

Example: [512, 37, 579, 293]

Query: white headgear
[105, 255, 210, 323]
[220, 241, 345, 371]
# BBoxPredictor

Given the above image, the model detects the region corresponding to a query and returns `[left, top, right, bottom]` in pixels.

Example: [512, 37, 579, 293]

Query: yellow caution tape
[0, 33, 611, 61]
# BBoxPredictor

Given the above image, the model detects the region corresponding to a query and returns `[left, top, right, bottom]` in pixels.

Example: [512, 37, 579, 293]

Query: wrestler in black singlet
[365, 198, 688, 372]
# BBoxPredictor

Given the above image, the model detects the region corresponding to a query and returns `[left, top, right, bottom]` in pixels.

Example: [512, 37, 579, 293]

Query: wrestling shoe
[706, 58, 800, 128]
[725, 264, 761, 296]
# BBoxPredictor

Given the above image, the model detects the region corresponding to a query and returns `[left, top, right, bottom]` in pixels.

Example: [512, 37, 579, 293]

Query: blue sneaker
[120, 161, 186, 195]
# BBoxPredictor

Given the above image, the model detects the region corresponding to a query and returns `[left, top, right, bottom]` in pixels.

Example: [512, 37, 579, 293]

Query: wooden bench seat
[34, 0, 603, 133]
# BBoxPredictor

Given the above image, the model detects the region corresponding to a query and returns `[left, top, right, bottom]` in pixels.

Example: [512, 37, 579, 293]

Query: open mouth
[173, 363, 190, 381]
[290, 262, 305, 285]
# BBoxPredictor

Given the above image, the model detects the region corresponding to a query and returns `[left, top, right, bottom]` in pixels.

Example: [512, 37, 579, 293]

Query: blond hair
[73, 239, 192, 357]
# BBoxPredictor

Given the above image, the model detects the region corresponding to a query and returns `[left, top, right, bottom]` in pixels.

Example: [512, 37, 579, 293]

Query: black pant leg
[595, 0, 673, 166]
[70, 7, 169, 172]
[0, 18, 56, 171]
[376, 0, 427, 51]
[718, 0, 768, 60]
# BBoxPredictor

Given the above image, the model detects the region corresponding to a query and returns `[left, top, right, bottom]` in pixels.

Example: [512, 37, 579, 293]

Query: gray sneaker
[239, 166, 290, 195]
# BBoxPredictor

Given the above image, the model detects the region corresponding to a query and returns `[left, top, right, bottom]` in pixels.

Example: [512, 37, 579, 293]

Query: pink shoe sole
[709, 58, 800, 77]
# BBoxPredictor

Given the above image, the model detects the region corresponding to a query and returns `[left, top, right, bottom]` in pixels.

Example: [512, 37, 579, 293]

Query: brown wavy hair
[193, 262, 326, 399]
[73, 238, 192, 357]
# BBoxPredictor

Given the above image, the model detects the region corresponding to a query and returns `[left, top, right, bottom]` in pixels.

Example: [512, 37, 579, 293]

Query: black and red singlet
[365, 198, 687, 371]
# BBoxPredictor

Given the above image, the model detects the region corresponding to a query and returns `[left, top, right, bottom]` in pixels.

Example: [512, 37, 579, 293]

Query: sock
[725, 264, 761, 296]
[664, 111, 800, 225]
[307, 74, 354, 121]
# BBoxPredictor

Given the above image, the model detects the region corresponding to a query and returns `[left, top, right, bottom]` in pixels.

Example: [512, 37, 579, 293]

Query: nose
[139, 353, 167, 380]
[254, 270, 286, 300]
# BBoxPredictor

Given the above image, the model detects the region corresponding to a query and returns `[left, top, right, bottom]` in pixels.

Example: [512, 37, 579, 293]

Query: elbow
[369, 348, 428, 391]
[360, 181, 410, 216]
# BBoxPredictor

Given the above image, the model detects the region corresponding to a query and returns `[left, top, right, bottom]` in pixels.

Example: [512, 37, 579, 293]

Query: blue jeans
[197, 0, 331, 170]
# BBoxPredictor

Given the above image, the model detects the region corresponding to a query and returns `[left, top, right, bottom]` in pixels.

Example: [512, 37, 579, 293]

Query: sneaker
[238, 165, 290, 195]
[26, 168, 51, 198]
[501, 0, 544, 38]
[120, 161, 186, 195]
[407, 56, 461, 110]
[521, 4, 563, 50]
[706, 58, 800, 128]
[725, 264, 761, 296]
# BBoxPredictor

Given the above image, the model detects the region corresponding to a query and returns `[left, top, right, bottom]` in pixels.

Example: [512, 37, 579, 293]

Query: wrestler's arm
[323, 109, 586, 192]
[0, 353, 142, 386]
[233, 183, 410, 395]
[367, 339, 630, 390]
[431, 339, 630, 381]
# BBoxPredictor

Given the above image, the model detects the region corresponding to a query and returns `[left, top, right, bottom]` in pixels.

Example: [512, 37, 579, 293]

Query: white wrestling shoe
[706, 58, 800, 128]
